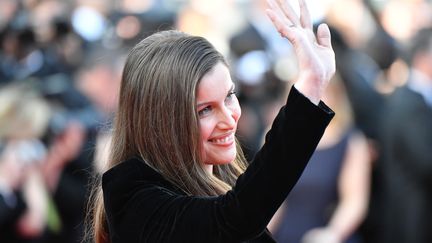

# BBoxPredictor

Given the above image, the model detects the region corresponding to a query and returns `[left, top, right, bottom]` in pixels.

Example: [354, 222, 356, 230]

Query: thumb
[317, 23, 332, 49]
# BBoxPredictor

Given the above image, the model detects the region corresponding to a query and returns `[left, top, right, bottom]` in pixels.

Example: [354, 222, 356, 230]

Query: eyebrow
[197, 83, 235, 108]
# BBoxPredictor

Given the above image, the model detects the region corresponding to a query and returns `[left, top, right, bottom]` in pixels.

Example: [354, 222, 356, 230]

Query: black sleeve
[103, 86, 334, 243]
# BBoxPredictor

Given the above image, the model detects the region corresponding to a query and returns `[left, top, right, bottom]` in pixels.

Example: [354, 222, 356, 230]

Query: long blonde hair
[87, 30, 247, 243]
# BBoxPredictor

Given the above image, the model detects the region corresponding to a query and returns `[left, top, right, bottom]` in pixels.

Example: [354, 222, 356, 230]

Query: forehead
[196, 62, 233, 103]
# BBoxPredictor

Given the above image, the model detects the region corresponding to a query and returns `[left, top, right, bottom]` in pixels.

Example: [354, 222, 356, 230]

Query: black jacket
[102, 87, 334, 243]
[380, 86, 432, 243]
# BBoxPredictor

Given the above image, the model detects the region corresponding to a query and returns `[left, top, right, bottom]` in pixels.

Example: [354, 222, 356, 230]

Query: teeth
[211, 134, 233, 144]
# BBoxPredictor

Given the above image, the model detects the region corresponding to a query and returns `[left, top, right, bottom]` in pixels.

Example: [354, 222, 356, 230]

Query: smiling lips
[209, 132, 235, 146]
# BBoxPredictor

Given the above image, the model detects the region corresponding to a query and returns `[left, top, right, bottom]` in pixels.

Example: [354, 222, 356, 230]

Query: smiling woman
[86, 0, 336, 242]
[196, 62, 242, 172]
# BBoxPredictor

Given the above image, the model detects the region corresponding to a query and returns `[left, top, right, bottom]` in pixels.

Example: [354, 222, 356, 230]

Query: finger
[317, 23, 332, 49]
[299, 0, 312, 29]
[266, 9, 296, 41]
[267, 0, 294, 27]
[276, 0, 301, 26]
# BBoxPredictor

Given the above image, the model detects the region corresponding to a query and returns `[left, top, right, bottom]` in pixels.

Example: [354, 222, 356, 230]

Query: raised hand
[266, 0, 335, 104]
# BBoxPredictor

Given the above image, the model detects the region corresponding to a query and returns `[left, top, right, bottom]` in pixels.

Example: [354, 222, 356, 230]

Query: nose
[217, 105, 238, 129]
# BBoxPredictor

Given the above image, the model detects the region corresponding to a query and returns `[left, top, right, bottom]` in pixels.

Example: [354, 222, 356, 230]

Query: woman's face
[196, 62, 241, 173]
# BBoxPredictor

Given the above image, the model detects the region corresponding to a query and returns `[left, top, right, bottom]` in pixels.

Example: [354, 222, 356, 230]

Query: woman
[88, 0, 335, 242]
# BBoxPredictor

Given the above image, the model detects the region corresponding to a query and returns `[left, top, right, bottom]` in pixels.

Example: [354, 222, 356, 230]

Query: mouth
[208, 132, 235, 146]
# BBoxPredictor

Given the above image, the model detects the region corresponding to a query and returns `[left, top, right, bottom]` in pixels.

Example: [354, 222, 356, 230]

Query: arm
[0, 141, 31, 227]
[15, 169, 48, 238]
[41, 121, 86, 192]
[328, 132, 371, 240]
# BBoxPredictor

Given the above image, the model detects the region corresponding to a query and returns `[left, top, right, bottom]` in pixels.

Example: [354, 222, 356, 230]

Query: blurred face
[196, 62, 241, 173]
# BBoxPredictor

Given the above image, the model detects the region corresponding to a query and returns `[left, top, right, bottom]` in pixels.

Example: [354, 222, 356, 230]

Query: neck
[203, 164, 213, 175]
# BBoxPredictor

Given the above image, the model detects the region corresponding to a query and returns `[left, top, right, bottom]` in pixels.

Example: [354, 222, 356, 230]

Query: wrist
[294, 77, 323, 105]
[295, 69, 328, 105]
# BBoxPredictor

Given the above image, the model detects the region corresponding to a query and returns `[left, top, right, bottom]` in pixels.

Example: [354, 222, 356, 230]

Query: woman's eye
[225, 91, 236, 103]
[198, 106, 212, 117]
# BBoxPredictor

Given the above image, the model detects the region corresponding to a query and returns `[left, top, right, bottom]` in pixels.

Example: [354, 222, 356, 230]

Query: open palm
[266, 0, 335, 104]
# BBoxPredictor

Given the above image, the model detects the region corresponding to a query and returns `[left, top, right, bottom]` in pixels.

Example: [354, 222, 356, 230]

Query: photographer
[0, 83, 51, 242]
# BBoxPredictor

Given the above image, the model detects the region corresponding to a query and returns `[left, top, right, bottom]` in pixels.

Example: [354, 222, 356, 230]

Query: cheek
[199, 119, 214, 142]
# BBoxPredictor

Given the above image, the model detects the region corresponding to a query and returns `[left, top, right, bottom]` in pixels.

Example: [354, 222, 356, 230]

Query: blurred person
[85, 0, 336, 242]
[361, 0, 406, 95]
[268, 74, 371, 243]
[44, 19, 87, 76]
[76, 50, 122, 118]
[322, 25, 387, 241]
[0, 83, 51, 242]
[335, 4, 404, 242]
[75, 49, 123, 173]
[0, 25, 39, 82]
[323, 19, 385, 141]
[324, 5, 399, 243]
[0, 23, 67, 83]
[379, 27, 432, 243]
[324, 0, 391, 141]
[27, 0, 87, 75]
[0, 3, 108, 241]
[0, 0, 89, 83]
[0, 72, 102, 243]
[40, 117, 90, 243]
[0, 81, 94, 243]
[35, 74, 100, 243]
[28, 0, 74, 44]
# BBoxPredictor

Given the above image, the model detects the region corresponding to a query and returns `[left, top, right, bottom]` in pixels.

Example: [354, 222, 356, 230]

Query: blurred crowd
[0, 0, 431, 242]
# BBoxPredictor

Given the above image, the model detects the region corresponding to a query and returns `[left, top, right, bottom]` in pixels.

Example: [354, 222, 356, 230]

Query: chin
[203, 142, 238, 165]
[217, 158, 235, 165]
[206, 152, 237, 166]
[217, 152, 237, 165]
